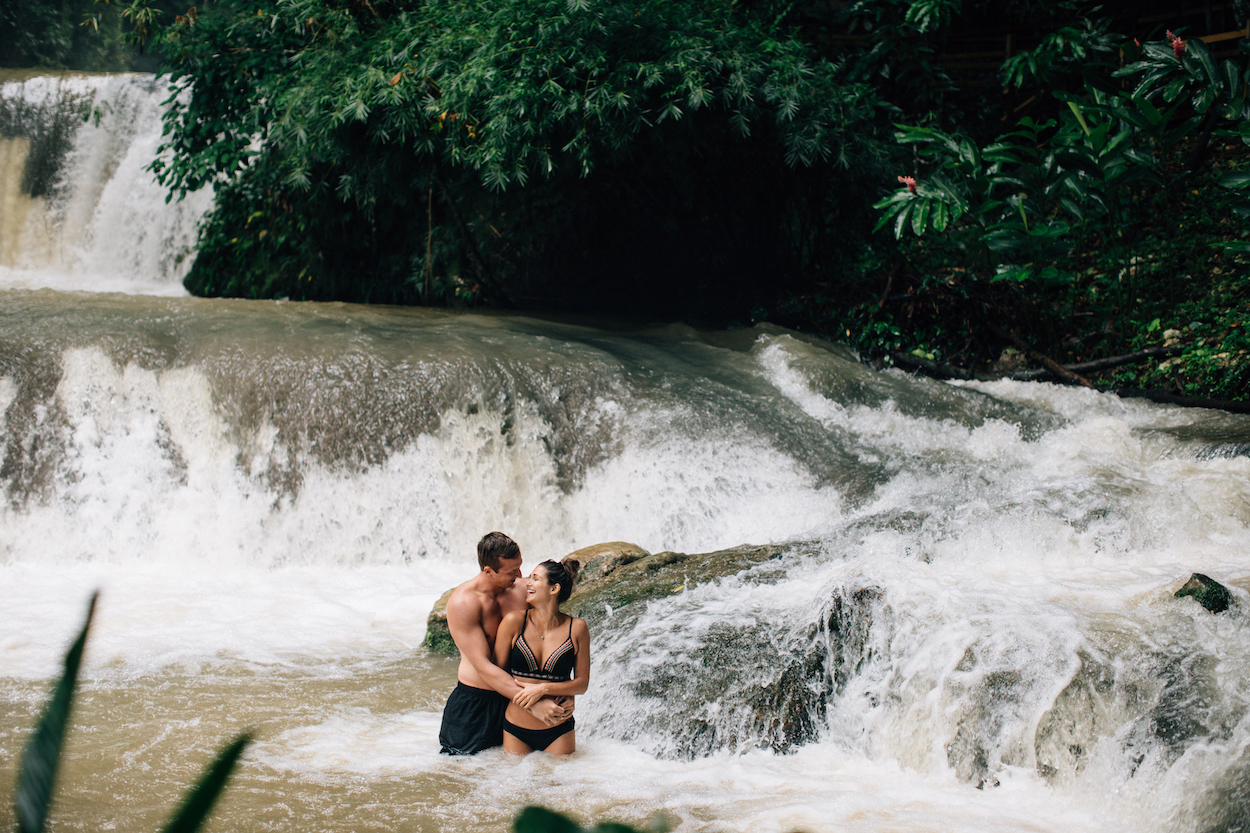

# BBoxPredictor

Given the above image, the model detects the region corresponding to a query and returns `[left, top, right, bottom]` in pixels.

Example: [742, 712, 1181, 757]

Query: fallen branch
[1007, 344, 1184, 380]
[989, 324, 1095, 388]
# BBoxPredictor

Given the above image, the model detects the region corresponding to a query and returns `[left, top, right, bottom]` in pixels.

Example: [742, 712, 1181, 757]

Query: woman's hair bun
[562, 558, 582, 584]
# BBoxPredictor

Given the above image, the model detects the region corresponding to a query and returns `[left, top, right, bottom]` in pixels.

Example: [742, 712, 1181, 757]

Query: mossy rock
[1175, 573, 1235, 614]
[566, 541, 651, 587]
[566, 542, 792, 631]
[423, 587, 457, 653]
[422, 541, 652, 655]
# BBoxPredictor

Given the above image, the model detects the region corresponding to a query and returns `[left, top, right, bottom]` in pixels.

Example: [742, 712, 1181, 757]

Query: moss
[422, 624, 456, 654]
[424, 588, 455, 654]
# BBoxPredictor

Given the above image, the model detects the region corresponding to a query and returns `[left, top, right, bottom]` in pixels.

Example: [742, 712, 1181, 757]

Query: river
[2, 72, 1249, 833]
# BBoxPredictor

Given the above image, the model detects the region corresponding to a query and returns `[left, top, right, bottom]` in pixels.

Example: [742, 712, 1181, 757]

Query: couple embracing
[438, 531, 591, 756]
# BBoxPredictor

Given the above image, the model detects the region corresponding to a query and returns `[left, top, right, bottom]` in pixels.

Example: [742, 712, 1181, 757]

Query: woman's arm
[512, 619, 590, 705]
[494, 611, 523, 670]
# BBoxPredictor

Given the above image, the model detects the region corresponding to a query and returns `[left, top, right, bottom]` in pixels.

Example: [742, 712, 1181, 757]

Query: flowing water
[2, 73, 1250, 833]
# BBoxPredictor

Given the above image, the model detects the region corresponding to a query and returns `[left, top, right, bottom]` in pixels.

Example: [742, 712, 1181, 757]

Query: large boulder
[563, 541, 651, 591]
[422, 541, 652, 654]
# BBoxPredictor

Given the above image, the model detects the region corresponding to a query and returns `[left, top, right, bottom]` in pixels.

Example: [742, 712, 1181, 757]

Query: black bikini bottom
[503, 716, 576, 752]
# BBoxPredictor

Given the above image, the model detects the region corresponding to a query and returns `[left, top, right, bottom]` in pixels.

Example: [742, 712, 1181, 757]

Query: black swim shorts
[438, 682, 509, 755]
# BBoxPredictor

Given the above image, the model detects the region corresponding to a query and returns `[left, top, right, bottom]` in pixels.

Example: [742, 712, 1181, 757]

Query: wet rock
[592, 571, 880, 758]
[1175, 573, 1235, 614]
[1035, 652, 1116, 783]
[943, 668, 1029, 786]
[614, 617, 830, 758]
[821, 585, 883, 696]
[1037, 642, 1234, 789]
[561, 541, 651, 592]
[1196, 742, 1250, 833]
[566, 542, 792, 630]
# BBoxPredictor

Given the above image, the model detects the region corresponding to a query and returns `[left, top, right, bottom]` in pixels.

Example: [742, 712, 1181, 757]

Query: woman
[493, 559, 590, 755]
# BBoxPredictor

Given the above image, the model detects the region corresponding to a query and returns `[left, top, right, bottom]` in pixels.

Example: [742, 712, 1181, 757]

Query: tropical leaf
[14, 593, 97, 833]
[161, 733, 253, 833]
[515, 806, 584, 833]
[911, 199, 931, 235]
[893, 203, 914, 239]
[1218, 172, 1250, 190]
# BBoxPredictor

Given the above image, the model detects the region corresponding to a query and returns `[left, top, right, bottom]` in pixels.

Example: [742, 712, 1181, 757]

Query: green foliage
[1, 0, 124, 70]
[1000, 14, 1119, 91]
[0, 0, 185, 71]
[162, 733, 253, 833]
[847, 28, 1250, 401]
[13, 594, 250, 833]
[828, 0, 959, 121]
[148, 0, 890, 314]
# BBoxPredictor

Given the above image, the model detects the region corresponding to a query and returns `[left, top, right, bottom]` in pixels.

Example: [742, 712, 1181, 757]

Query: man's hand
[527, 696, 573, 726]
[512, 682, 548, 710]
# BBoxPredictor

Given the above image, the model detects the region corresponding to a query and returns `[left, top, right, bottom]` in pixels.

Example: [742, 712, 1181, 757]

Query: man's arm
[446, 592, 523, 700]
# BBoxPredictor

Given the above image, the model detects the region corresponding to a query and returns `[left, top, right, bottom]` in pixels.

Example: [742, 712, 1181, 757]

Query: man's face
[488, 555, 523, 589]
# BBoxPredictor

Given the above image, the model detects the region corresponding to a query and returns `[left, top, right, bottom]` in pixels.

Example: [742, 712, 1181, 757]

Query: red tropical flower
[1166, 30, 1187, 60]
[898, 175, 918, 194]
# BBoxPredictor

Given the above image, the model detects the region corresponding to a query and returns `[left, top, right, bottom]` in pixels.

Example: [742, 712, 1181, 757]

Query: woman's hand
[512, 681, 548, 709]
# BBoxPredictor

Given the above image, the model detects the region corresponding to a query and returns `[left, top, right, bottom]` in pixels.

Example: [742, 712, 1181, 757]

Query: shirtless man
[438, 531, 570, 755]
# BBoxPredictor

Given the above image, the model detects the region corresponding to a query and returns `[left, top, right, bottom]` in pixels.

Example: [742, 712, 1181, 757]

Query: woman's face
[526, 565, 552, 602]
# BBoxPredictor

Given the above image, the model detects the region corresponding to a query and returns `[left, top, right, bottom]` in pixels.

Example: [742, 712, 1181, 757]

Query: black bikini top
[509, 613, 576, 682]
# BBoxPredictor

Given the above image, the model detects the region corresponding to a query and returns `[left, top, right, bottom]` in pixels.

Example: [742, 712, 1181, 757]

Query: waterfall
[2, 290, 1248, 833]
[0, 72, 210, 294]
[2, 73, 1250, 833]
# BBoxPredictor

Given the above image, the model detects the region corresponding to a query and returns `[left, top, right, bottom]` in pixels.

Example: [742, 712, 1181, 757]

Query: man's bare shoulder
[446, 578, 488, 618]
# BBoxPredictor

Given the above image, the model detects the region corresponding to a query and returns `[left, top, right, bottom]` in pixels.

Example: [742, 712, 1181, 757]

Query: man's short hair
[478, 531, 520, 570]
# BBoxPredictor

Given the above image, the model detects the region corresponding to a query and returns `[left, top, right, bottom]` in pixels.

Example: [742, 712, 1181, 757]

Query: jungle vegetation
[6, 0, 1250, 403]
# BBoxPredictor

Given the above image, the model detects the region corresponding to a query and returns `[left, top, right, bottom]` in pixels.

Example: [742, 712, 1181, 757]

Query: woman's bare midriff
[505, 689, 574, 730]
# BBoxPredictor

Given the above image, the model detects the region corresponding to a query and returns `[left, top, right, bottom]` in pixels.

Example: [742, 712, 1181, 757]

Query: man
[438, 531, 570, 755]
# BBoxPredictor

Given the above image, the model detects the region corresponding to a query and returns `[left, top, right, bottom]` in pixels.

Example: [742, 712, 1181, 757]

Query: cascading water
[2, 73, 1249, 833]
[0, 72, 210, 294]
